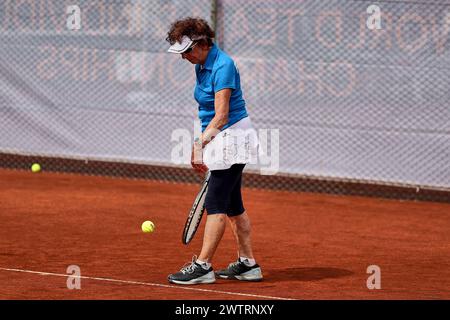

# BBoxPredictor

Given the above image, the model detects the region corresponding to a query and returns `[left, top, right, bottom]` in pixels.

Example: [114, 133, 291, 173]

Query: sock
[196, 259, 211, 270]
[239, 257, 256, 267]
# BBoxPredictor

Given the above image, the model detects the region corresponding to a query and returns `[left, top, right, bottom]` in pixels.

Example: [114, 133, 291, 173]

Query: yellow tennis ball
[141, 221, 155, 233]
[31, 163, 41, 173]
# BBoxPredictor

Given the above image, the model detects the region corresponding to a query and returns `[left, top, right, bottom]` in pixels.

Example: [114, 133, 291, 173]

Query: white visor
[167, 35, 194, 54]
[167, 35, 208, 53]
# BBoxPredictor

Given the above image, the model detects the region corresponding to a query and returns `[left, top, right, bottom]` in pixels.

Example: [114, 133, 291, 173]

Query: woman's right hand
[191, 143, 209, 174]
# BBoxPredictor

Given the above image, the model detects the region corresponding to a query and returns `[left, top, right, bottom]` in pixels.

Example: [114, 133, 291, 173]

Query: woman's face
[181, 42, 208, 65]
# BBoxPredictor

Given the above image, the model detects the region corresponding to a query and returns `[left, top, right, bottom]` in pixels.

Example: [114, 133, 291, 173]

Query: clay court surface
[0, 168, 449, 300]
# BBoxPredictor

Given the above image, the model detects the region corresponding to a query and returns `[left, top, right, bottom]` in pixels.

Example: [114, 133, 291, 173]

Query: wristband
[194, 137, 202, 147]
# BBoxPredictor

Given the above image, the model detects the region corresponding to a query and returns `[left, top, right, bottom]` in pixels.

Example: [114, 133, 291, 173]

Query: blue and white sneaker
[215, 259, 263, 281]
[168, 256, 216, 285]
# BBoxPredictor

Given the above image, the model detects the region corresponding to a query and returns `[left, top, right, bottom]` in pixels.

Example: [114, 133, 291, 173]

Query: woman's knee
[230, 212, 252, 234]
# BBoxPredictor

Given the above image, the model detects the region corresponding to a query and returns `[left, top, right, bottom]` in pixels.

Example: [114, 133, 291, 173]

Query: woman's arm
[197, 88, 231, 148]
[191, 88, 231, 173]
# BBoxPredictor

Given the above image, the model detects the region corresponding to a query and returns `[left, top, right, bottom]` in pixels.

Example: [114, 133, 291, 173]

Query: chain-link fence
[1, 0, 449, 202]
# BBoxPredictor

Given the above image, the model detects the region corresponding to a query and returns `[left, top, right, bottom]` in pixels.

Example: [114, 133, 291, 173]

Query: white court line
[0, 267, 295, 301]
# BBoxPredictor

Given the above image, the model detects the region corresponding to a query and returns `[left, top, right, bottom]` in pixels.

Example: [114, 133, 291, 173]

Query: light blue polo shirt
[194, 43, 248, 132]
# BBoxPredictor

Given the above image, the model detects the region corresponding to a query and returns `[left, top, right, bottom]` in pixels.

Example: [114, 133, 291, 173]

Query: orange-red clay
[0, 169, 449, 299]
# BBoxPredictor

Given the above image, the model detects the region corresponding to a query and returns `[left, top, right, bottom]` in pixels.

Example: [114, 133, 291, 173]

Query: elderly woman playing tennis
[166, 17, 262, 285]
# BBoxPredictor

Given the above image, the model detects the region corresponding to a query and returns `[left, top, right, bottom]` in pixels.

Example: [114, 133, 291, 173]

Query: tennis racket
[182, 171, 211, 245]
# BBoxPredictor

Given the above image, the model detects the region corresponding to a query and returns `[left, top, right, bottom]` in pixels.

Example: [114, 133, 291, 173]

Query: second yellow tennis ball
[141, 221, 155, 233]
[31, 163, 41, 173]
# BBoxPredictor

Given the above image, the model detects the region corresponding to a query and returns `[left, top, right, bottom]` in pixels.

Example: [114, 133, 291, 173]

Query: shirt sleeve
[213, 60, 237, 93]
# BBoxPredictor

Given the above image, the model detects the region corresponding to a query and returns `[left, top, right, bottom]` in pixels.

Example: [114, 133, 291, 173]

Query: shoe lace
[180, 256, 199, 274]
[228, 260, 242, 269]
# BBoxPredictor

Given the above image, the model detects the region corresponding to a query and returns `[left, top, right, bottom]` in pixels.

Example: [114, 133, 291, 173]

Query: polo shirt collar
[201, 43, 218, 71]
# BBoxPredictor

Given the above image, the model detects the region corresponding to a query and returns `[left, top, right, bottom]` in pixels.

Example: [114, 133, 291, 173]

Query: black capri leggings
[205, 164, 246, 216]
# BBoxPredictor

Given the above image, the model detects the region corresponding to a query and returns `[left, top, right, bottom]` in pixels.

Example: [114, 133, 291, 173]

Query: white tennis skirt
[203, 117, 259, 171]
